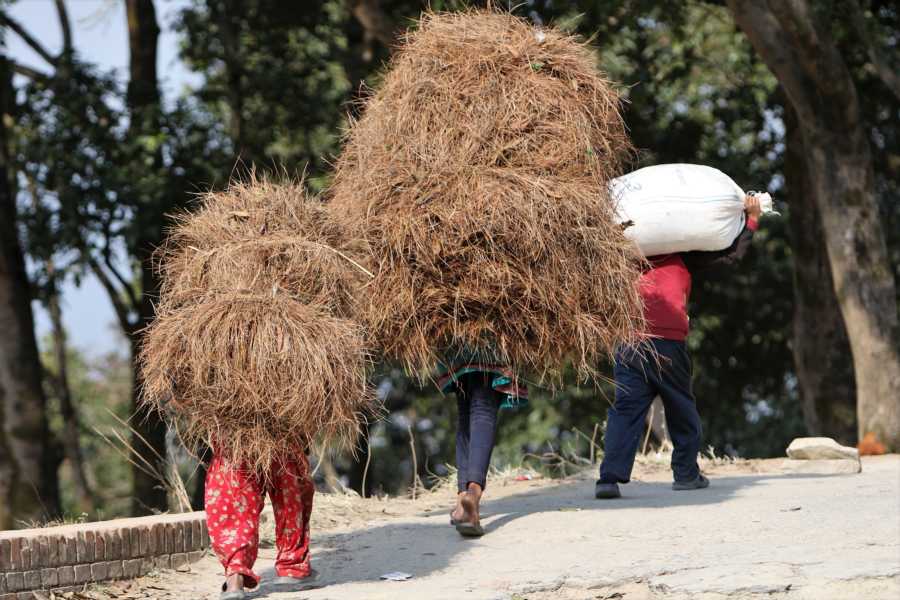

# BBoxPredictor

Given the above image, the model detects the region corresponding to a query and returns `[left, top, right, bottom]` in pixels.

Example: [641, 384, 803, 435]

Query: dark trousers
[599, 338, 702, 484]
[455, 373, 501, 492]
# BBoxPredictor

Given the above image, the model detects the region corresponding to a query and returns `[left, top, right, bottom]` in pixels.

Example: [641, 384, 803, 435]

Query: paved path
[106, 455, 900, 600]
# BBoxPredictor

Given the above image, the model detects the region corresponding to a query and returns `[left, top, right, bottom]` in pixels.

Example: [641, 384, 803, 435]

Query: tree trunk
[0, 56, 60, 521]
[0, 56, 22, 529]
[783, 101, 857, 444]
[129, 261, 169, 514]
[125, 0, 169, 515]
[47, 283, 96, 511]
[728, 0, 900, 451]
[216, 0, 246, 162]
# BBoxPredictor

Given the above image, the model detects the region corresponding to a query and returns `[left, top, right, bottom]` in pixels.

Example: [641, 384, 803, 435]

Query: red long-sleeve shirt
[641, 218, 758, 341]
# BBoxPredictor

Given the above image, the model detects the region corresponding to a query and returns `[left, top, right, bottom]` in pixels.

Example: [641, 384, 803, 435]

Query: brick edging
[0, 511, 209, 598]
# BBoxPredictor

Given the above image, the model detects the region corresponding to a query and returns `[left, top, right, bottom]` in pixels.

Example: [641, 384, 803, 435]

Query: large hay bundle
[329, 10, 645, 379]
[141, 180, 373, 469]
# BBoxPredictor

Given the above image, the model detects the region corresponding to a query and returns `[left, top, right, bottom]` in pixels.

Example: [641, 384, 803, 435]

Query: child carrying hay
[141, 180, 372, 597]
[329, 10, 645, 536]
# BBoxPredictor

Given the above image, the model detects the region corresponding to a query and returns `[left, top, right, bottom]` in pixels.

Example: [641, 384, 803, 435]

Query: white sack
[609, 163, 772, 257]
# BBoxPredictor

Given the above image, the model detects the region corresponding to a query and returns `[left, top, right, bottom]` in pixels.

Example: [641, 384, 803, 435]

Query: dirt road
[95, 455, 899, 600]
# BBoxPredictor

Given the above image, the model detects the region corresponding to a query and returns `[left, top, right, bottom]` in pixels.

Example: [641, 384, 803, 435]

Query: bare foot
[450, 491, 466, 523]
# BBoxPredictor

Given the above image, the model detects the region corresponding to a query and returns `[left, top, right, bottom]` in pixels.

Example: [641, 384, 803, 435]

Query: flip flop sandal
[220, 582, 246, 600]
[271, 569, 319, 586]
[455, 520, 485, 537]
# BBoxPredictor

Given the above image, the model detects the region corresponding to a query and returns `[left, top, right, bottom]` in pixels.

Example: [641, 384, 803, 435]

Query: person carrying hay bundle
[328, 10, 645, 536]
[141, 180, 373, 598]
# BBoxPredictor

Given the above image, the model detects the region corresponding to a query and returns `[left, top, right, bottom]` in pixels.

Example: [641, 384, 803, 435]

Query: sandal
[454, 520, 485, 537]
[220, 582, 246, 600]
[454, 490, 485, 537]
[271, 569, 318, 586]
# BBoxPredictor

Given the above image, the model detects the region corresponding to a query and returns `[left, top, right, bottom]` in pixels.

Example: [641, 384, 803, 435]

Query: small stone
[786, 437, 859, 460]
[780, 458, 862, 475]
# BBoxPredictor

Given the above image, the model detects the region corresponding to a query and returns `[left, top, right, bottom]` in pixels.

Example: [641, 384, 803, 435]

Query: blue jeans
[455, 373, 501, 492]
[599, 339, 702, 484]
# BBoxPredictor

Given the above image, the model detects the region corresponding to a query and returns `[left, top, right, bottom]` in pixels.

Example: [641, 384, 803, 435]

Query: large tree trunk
[728, 0, 900, 450]
[125, 0, 169, 515]
[0, 56, 22, 528]
[783, 102, 856, 444]
[0, 56, 60, 521]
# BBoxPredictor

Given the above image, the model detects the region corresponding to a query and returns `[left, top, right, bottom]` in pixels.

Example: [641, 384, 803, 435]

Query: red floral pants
[204, 453, 315, 588]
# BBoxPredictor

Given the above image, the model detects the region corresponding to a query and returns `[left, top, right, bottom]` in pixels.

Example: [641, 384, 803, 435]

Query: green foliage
[9, 0, 899, 505]
[176, 0, 352, 188]
[40, 340, 133, 520]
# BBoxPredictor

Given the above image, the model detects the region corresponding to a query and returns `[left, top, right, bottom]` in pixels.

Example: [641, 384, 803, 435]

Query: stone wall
[0, 512, 209, 599]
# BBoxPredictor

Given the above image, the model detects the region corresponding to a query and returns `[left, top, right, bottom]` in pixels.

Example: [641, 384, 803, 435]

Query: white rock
[780, 459, 862, 475]
[786, 437, 859, 460]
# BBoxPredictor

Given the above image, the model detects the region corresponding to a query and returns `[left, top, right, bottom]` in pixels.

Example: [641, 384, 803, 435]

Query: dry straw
[141, 179, 374, 470]
[329, 9, 646, 381]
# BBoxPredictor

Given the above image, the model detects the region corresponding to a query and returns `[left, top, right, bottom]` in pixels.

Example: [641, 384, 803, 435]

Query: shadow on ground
[248, 471, 809, 597]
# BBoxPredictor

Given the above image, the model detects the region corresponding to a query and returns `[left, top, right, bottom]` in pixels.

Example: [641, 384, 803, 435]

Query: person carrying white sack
[596, 165, 767, 499]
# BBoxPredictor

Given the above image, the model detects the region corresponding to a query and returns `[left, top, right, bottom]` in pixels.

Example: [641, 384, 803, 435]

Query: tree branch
[847, 0, 900, 102]
[54, 0, 73, 54]
[87, 256, 137, 337]
[0, 13, 58, 66]
[10, 62, 51, 83]
[102, 247, 140, 315]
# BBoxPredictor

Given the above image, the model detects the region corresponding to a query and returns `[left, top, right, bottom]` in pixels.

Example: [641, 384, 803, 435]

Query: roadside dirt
[77, 455, 899, 600]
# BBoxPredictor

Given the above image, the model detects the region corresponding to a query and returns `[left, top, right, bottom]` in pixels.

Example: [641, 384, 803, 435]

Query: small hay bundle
[329, 10, 645, 380]
[141, 180, 373, 469]
[156, 180, 361, 316]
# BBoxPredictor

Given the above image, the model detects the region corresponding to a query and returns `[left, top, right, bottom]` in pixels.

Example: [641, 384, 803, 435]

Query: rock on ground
[91, 455, 899, 600]
[786, 437, 859, 461]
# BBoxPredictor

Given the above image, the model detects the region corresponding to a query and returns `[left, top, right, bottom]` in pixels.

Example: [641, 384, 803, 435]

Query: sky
[6, 0, 197, 357]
